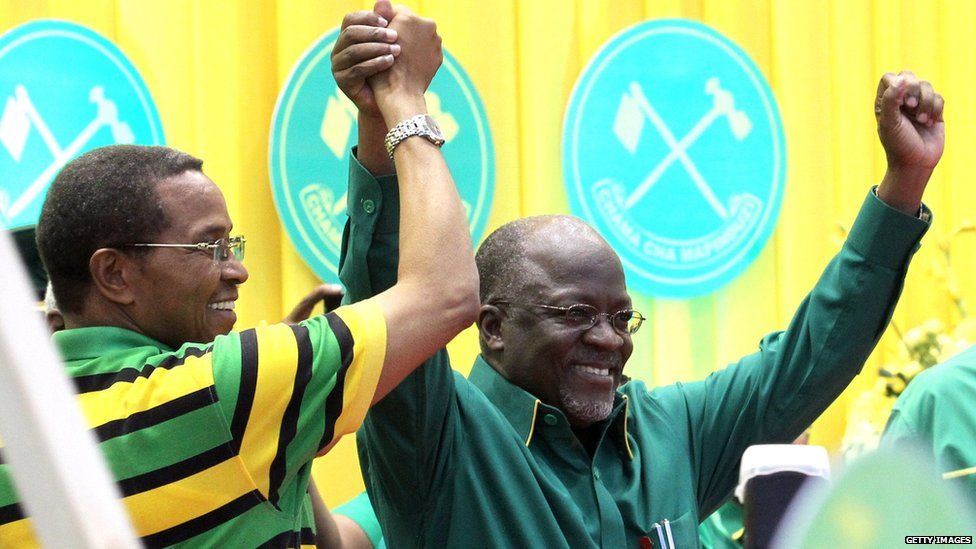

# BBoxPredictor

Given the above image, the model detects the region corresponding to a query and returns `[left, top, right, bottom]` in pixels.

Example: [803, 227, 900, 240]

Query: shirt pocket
[641, 511, 699, 548]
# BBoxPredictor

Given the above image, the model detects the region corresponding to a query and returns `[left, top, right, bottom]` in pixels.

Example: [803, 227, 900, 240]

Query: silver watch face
[424, 114, 445, 142]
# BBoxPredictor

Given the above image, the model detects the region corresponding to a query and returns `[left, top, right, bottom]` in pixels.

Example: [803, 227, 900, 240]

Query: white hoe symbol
[0, 85, 135, 221]
[613, 78, 752, 219]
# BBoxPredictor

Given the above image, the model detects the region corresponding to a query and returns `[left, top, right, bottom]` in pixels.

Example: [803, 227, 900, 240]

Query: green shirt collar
[53, 326, 173, 361]
[468, 355, 632, 453]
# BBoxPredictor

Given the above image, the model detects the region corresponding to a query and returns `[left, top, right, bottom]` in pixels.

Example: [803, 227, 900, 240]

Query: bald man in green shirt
[334, 4, 944, 546]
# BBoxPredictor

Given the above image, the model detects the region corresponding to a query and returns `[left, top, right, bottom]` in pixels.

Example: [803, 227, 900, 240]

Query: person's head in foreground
[476, 215, 644, 429]
[36, 144, 249, 349]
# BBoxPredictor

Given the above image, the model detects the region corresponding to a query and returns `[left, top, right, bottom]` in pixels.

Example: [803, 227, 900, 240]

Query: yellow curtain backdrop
[3, 0, 973, 507]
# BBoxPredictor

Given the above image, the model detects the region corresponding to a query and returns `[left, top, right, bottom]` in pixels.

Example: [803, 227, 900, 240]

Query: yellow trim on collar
[943, 465, 976, 480]
[525, 399, 541, 447]
[622, 394, 634, 460]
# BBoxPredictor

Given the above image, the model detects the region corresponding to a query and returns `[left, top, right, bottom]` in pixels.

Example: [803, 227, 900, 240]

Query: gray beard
[558, 385, 614, 426]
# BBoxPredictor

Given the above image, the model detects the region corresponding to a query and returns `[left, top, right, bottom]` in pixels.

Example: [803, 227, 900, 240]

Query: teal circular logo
[270, 29, 495, 284]
[563, 19, 785, 298]
[0, 20, 164, 230]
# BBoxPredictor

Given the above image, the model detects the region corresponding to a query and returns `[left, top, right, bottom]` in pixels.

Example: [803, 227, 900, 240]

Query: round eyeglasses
[493, 300, 645, 335]
[124, 235, 245, 264]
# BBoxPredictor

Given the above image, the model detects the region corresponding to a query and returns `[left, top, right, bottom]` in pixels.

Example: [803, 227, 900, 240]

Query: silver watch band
[384, 114, 445, 158]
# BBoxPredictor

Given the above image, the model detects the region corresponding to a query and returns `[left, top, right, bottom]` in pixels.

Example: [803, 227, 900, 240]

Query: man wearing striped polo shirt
[0, 9, 475, 547]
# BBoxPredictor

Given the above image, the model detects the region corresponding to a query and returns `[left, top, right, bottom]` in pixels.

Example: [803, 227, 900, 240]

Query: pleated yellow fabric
[1, 0, 969, 506]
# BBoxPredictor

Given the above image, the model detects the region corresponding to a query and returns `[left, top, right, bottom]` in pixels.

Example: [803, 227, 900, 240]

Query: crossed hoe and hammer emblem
[612, 77, 753, 219]
[0, 85, 134, 223]
[308, 88, 470, 244]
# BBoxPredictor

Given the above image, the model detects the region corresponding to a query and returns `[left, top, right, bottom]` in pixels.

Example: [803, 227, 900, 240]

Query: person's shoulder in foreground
[0, 14, 478, 542]
[882, 344, 976, 501]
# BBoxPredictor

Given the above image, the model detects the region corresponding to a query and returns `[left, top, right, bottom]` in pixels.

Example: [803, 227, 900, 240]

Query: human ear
[45, 309, 66, 332]
[89, 248, 137, 306]
[477, 304, 505, 352]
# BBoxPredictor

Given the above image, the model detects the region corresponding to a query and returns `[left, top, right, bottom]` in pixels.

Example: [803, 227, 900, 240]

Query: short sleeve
[210, 299, 386, 507]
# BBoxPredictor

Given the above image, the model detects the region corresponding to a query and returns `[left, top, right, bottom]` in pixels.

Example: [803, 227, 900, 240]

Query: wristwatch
[384, 114, 446, 158]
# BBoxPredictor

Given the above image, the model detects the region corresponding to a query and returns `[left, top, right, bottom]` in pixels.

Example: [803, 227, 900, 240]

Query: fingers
[901, 70, 920, 110]
[333, 53, 396, 87]
[933, 93, 945, 123]
[333, 23, 397, 59]
[374, 0, 395, 22]
[875, 71, 896, 108]
[312, 284, 345, 314]
[306, 284, 343, 303]
[283, 284, 345, 323]
[916, 80, 945, 124]
[876, 72, 907, 129]
[340, 10, 389, 31]
[332, 19, 400, 92]
[323, 287, 344, 313]
[302, 285, 327, 303]
[916, 80, 935, 124]
[876, 70, 944, 128]
[332, 41, 400, 73]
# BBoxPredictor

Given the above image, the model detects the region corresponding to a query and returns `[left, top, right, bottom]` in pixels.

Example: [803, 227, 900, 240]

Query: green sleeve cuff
[348, 147, 400, 234]
[845, 187, 932, 271]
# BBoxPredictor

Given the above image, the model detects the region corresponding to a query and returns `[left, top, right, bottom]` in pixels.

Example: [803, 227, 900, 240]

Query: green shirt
[882, 344, 976, 504]
[698, 501, 744, 548]
[0, 303, 385, 548]
[340, 156, 929, 548]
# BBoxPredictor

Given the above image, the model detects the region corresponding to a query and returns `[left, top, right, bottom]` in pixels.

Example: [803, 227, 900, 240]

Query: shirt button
[593, 470, 601, 481]
[543, 414, 558, 426]
[362, 199, 376, 214]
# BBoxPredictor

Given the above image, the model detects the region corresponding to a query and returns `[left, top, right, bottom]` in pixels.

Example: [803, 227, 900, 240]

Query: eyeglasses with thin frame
[124, 235, 246, 264]
[492, 300, 645, 335]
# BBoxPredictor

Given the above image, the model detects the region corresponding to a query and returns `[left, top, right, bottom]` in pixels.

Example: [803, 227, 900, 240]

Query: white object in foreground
[735, 444, 831, 501]
[0, 228, 138, 548]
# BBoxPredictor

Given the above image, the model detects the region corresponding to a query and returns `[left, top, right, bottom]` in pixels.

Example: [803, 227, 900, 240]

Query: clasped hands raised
[331, 0, 441, 128]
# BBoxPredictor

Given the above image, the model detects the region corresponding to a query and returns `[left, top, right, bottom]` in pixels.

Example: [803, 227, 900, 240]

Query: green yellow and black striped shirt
[0, 301, 385, 548]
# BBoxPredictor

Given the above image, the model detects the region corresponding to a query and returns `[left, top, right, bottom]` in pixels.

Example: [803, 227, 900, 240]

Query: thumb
[878, 76, 907, 130]
[374, 0, 395, 22]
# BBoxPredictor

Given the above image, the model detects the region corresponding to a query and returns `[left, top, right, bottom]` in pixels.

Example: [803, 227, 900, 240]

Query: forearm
[757, 190, 929, 420]
[309, 483, 343, 549]
[356, 113, 394, 177]
[361, 91, 477, 401]
[380, 94, 478, 327]
[393, 139, 474, 290]
[690, 190, 930, 508]
[876, 166, 931, 216]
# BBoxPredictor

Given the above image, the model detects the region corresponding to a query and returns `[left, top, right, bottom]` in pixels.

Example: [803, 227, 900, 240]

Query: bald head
[475, 215, 618, 304]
